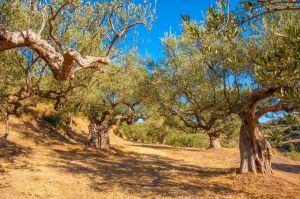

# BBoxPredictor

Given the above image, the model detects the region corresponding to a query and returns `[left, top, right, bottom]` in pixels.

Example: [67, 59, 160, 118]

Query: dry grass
[0, 113, 300, 199]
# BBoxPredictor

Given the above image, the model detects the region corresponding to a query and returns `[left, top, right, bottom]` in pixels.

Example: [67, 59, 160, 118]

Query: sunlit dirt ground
[0, 114, 299, 199]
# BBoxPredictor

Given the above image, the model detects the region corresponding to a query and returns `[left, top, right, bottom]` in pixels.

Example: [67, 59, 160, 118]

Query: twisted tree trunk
[0, 117, 9, 147]
[235, 87, 292, 174]
[239, 116, 272, 174]
[98, 128, 110, 149]
[208, 129, 222, 149]
[87, 113, 133, 149]
[87, 119, 98, 147]
[87, 119, 110, 149]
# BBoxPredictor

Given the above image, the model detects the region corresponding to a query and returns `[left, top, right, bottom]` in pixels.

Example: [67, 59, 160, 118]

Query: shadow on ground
[272, 162, 300, 174]
[129, 144, 206, 152]
[3, 118, 300, 198]
[48, 146, 246, 198]
[0, 140, 31, 161]
[0, 140, 32, 176]
[10, 120, 88, 146]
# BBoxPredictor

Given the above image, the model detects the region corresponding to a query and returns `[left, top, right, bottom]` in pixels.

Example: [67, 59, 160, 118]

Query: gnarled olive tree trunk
[87, 113, 134, 149]
[239, 115, 272, 174]
[235, 87, 291, 174]
[0, 117, 9, 147]
[96, 120, 111, 150]
[207, 129, 222, 149]
[87, 119, 111, 149]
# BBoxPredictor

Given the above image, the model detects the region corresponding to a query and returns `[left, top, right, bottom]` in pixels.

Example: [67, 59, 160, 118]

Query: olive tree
[60, 51, 149, 149]
[232, 13, 299, 174]
[159, 1, 299, 173]
[0, 0, 155, 80]
[204, 3, 300, 173]
[153, 23, 235, 149]
[0, 0, 155, 142]
[0, 47, 48, 140]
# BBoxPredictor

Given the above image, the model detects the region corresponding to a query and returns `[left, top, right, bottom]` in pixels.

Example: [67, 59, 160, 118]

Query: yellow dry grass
[0, 113, 300, 199]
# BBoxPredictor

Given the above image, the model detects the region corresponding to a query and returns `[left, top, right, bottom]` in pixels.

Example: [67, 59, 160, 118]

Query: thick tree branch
[0, 29, 110, 80]
[247, 87, 281, 110]
[255, 101, 294, 119]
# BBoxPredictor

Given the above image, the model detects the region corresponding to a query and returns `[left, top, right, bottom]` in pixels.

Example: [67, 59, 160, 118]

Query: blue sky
[135, 0, 212, 59]
[133, 0, 240, 60]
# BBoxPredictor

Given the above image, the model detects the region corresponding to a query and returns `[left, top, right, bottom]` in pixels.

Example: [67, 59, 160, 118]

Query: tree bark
[87, 119, 98, 147]
[87, 119, 110, 149]
[87, 114, 133, 149]
[97, 128, 110, 150]
[0, 117, 9, 146]
[239, 116, 273, 174]
[0, 29, 109, 80]
[208, 129, 222, 149]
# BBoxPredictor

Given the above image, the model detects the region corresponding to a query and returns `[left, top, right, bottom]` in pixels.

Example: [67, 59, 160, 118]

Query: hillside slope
[0, 115, 300, 199]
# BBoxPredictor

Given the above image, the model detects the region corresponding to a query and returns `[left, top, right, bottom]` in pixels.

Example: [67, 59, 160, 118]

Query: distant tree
[153, 24, 237, 149]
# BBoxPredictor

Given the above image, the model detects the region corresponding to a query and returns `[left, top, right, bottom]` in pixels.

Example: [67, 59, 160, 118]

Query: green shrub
[42, 114, 63, 129]
[287, 143, 296, 152]
[280, 143, 296, 152]
[166, 131, 208, 148]
[120, 121, 209, 148]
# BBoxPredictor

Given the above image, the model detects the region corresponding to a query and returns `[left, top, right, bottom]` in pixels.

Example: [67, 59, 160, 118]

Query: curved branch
[247, 87, 280, 110]
[255, 101, 294, 119]
[0, 29, 110, 80]
[238, 6, 300, 28]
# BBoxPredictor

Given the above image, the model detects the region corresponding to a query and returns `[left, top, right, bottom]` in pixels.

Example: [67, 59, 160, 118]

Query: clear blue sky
[133, 0, 240, 60]
[135, 0, 212, 59]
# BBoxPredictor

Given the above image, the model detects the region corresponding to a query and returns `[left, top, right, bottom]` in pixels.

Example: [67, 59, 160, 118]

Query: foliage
[283, 114, 300, 125]
[267, 129, 285, 146]
[282, 151, 300, 161]
[220, 114, 241, 147]
[42, 114, 63, 129]
[0, 0, 155, 56]
[0, 0, 155, 123]
[205, 0, 300, 36]
[120, 118, 209, 148]
[166, 131, 208, 148]
[58, 50, 150, 125]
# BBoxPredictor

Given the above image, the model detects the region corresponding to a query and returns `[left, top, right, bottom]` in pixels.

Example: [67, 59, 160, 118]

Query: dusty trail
[0, 116, 300, 199]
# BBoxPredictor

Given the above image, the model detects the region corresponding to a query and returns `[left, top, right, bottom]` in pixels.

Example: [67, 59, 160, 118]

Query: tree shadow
[272, 162, 300, 174]
[10, 120, 88, 146]
[128, 144, 206, 152]
[48, 146, 247, 198]
[0, 140, 31, 161]
[61, 124, 89, 144]
[10, 121, 72, 146]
